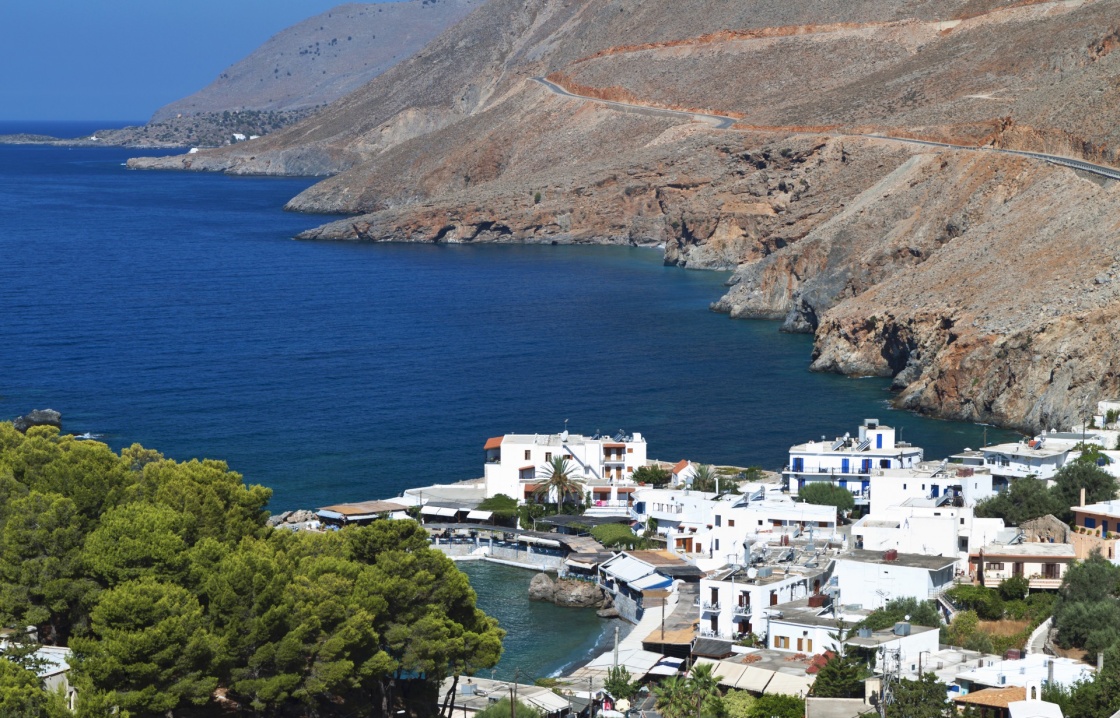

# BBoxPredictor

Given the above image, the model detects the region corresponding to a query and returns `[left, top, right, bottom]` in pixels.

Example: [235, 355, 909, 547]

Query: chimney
[1081, 488, 1087, 508]
[1048, 659, 1055, 686]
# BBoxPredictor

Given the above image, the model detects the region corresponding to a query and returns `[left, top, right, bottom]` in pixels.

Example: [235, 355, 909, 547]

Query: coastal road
[533, 76, 1120, 181]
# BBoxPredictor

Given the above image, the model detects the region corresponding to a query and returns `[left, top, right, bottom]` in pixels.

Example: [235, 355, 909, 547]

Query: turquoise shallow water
[458, 561, 622, 681]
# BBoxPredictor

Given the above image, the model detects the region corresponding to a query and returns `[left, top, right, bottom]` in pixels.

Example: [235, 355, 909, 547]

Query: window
[524, 450, 531, 460]
[985, 562, 1005, 571]
[961, 518, 965, 525]
[715, 515, 722, 527]
[714, 539, 720, 551]
[545, 452, 552, 462]
[880, 459, 890, 468]
[903, 484, 907, 490]
[792, 457, 804, 472]
[876, 434, 883, 449]
[728, 519, 735, 528]
[564, 454, 572, 460]
[797, 638, 813, 652]
[774, 636, 789, 649]
[627, 448, 633, 453]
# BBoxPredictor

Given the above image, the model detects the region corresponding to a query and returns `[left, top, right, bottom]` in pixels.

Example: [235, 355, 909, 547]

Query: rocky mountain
[0, 0, 479, 149]
[150, 0, 482, 122]
[128, 0, 1120, 432]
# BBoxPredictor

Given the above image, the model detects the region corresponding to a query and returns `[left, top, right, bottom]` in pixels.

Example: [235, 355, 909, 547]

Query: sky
[0, 0, 379, 121]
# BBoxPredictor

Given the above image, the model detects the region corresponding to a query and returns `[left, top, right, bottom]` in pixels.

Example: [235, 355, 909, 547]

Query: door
[842, 458, 850, 474]
[770, 591, 778, 606]
[710, 616, 718, 633]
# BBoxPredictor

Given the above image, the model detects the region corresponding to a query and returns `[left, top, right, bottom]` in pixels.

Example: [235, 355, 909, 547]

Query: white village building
[866, 463, 996, 515]
[699, 558, 832, 641]
[830, 550, 956, 610]
[785, 419, 923, 502]
[851, 501, 1006, 572]
[482, 430, 647, 510]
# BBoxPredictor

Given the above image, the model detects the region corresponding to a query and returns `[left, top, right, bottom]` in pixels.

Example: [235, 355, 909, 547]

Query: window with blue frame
[841, 458, 850, 474]
[1086, 517, 1097, 529]
[861, 459, 871, 472]
[792, 458, 804, 472]
[876, 434, 883, 449]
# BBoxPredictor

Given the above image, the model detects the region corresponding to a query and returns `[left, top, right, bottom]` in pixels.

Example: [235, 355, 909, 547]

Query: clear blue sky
[1, 1, 379, 121]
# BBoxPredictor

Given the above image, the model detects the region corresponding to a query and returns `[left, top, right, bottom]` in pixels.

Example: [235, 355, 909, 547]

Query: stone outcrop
[13, 409, 61, 433]
[528, 573, 605, 608]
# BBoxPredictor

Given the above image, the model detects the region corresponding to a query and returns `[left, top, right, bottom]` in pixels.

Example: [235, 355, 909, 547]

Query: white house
[851, 501, 1006, 571]
[631, 489, 838, 558]
[955, 654, 1094, 693]
[699, 562, 832, 640]
[831, 550, 956, 609]
[867, 464, 996, 515]
[785, 419, 923, 501]
[766, 604, 939, 664]
[951, 431, 1110, 490]
[482, 430, 647, 505]
[969, 540, 1075, 591]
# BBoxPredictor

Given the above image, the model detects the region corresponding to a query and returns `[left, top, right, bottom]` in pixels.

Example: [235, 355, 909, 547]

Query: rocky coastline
[528, 573, 620, 617]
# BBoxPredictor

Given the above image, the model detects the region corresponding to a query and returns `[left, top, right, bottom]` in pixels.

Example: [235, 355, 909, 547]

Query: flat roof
[499, 431, 644, 446]
[320, 497, 407, 515]
[1077, 499, 1120, 517]
[982, 442, 1069, 458]
[841, 549, 956, 570]
[973, 542, 1075, 559]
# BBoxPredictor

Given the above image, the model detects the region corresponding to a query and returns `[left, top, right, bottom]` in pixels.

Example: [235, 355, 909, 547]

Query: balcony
[1029, 577, 1063, 590]
[733, 604, 752, 616]
[701, 601, 721, 613]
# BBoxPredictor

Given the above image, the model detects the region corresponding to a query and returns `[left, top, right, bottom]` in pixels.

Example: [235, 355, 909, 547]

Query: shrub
[591, 523, 643, 548]
[997, 575, 1030, 602]
[797, 483, 855, 512]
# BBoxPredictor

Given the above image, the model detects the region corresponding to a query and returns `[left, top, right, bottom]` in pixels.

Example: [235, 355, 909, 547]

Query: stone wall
[430, 537, 565, 571]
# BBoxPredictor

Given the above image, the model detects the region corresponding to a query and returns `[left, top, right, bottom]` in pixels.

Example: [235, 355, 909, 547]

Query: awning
[587, 649, 664, 676]
[521, 535, 561, 547]
[629, 573, 672, 591]
[734, 666, 775, 693]
[601, 557, 655, 584]
[520, 464, 536, 471]
[466, 510, 493, 521]
[420, 505, 460, 517]
[694, 658, 746, 687]
[763, 672, 815, 696]
[648, 657, 685, 676]
[565, 559, 598, 570]
[523, 690, 570, 713]
[484, 436, 504, 450]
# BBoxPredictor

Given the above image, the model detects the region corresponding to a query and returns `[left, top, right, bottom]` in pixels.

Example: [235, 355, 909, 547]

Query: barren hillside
[129, 0, 1120, 432]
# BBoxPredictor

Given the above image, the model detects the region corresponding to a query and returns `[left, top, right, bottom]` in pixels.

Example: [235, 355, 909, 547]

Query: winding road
[533, 76, 1120, 181]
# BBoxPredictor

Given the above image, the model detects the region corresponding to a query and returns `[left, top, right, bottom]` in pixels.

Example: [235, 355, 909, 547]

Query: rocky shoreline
[528, 573, 620, 617]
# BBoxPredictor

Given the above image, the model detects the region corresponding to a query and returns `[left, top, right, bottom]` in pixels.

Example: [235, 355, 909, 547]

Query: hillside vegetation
[0, 424, 501, 717]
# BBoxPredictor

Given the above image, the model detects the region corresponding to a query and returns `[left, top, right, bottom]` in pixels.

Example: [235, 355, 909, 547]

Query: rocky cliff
[127, 0, 1120, 430]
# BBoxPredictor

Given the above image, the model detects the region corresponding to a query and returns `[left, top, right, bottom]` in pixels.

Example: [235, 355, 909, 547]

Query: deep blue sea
[0, 139, 1018, 512]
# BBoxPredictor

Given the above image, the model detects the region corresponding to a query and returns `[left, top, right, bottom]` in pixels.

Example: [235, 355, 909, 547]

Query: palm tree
[687, 663, 721, 717]
[690, 464, 717, 493]
[533, 455, 583, 508]
[653, 675, 691, 718]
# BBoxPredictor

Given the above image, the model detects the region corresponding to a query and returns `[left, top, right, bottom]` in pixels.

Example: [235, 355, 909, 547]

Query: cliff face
[127, 0, 1120, 430]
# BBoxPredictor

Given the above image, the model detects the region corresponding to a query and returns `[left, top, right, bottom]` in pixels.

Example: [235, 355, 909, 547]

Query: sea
[0, 125, 1018, 679]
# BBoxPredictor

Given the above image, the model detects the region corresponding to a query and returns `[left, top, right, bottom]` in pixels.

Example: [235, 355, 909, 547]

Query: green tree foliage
[591, 523, 644, 549]
[1051, 461, 1119, 523]
[0, 658, 71, 718]
[477, 494, 519, 525]
[997, 574, 1030, 602]
[1053, 551, 1120, 658]
[946, 585, 1004, 621]
[812, 653, 867, 698]
[885, 673, 952, 718]
[605, 665, 639, 701]
[857, 597, 942, 631]
[744, 694, 803, 718]
[632, 465, 671, 487]
[474, 697, 542, 718]
[974, 458, 1118, 525]
[974, 476, 1061, 525]
[722, 689, 756, 718]
[70, 578, 219, 715]
[654, 665, 724, 718]
[0, 424, 504, 716]
[797, 483, 855, 512]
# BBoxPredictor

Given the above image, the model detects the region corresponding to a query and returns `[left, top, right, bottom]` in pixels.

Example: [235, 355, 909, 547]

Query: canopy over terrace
[586, 648, 665, 677]
[694, 657, 816, 696]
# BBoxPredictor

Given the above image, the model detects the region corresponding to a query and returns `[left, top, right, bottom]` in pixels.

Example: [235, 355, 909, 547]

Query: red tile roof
[483, 436, 504, 450]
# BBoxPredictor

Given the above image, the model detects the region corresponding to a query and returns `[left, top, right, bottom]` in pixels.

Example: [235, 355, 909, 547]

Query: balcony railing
[701, 601, 721, 612]
[1029, 577, 1063, 590]
[733, 605, 751, 616]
